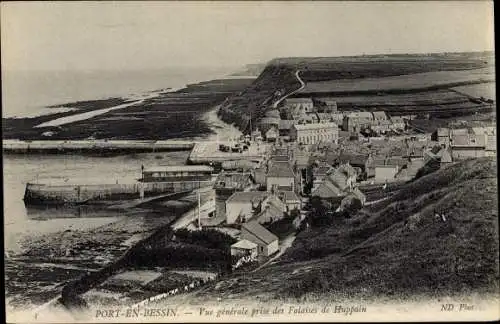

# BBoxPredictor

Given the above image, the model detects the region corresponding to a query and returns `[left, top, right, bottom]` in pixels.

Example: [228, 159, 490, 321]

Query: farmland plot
[299, 68, 494, 94]
[331, 90, 470, 108]
[452, 82, 496, 100]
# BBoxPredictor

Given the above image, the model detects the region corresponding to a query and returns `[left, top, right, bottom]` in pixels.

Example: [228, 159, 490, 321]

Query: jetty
[2, 139, 195, 154]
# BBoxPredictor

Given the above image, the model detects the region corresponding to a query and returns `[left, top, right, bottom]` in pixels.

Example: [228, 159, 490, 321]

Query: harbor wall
[3, 140, 194, 154]
[24, 181, 212, 205]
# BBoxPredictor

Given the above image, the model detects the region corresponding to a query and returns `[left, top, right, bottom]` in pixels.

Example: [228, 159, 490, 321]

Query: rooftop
[231, 239, 258, 250]
[278, 120, 295, 130]
[436, 128, 450, 137]
[337, 153, 370, 166]
[226, 191, 269, 204]
[213, 172, 253, 190]
[241, 220, 278, 244]
[372, 111, 388, 119]
[143, 165, 214, 173]
[293, 122, 338, 130]
[450, 128, 469, 136]
[450, 135, 470, 146]
[267, 161, 295, 178]
[278, 190, 301, 202]
[347, 112, 373, 119]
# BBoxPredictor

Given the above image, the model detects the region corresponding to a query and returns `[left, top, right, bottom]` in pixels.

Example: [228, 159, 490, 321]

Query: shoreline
[5, 188, 214, 311]
[2, 77, 253, 142]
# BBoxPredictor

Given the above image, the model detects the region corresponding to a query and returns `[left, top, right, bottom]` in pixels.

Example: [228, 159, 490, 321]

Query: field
[220, 51, 495, 132]
[452, 82, 496, 100]
[298, 68, 494, 94]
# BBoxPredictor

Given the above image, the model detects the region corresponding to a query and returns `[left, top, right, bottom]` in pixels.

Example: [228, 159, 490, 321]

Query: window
[260, 246, 264, 252]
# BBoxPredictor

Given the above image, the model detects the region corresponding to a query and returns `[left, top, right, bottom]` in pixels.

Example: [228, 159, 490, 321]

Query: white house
[240, 221, 279, 257]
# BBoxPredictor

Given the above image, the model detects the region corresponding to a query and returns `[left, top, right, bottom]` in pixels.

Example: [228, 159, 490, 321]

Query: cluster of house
[255, 97, 411, 144]
[196, 123, 496, 263]
[205, 150, 304, 259]
[431, 126, 496, 159]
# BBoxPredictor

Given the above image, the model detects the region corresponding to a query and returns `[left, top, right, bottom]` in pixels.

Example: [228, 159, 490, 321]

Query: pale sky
[1, 1, 495, 71]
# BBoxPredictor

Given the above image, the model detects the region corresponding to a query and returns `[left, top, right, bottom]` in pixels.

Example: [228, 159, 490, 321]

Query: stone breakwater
[3, 139, 195, 154]
[23, 181, 212, 206]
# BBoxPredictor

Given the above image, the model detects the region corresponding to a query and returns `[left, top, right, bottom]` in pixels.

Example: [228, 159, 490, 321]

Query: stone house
[240, 221, 279, 257]
[290, 122, 339, 145]
[266, 161, 296, 192]
[230, 239, 258, 259]
[342, 112, 374, 132]
[225, 191, 270, 224]
[284, 98, 314, 115]
[213, 172, 254, 219]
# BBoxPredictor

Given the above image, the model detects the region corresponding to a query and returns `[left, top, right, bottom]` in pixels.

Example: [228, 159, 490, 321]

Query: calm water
[2, 67, 237, 118]
[3, 151, 190, 253]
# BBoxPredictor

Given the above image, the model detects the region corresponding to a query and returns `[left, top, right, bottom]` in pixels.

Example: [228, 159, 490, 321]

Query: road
[272, 70, 306, 108]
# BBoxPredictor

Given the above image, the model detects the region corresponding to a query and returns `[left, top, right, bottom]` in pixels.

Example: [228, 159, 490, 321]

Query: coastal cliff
[217, 52, 493, 133]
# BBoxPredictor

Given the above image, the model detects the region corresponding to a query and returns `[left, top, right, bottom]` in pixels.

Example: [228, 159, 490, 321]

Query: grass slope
[188, 157, 498, 301]
[219, 52, 493, 132]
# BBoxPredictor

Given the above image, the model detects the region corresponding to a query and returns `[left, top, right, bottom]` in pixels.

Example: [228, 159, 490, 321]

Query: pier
[2, 139, 195, 154]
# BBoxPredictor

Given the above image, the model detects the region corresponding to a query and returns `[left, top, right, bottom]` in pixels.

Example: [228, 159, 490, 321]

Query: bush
[128, 243, 232, 273]
[172, 228, 237, 250]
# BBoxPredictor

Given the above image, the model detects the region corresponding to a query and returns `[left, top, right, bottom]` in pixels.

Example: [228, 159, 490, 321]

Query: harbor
[23, 165, 216, 206]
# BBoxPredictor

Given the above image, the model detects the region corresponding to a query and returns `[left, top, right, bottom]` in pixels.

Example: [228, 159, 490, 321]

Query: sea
[2, 67, 239, 310]
[2, 67, 238, 118]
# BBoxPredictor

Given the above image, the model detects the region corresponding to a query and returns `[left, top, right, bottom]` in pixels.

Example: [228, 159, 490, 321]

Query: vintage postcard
[2, 1, 498, 322]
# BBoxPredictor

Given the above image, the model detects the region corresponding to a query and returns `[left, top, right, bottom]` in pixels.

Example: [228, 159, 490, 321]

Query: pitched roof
[213, 172, 253, 190]
[347, 112, 373, 119]
[312, 178, 344, 198]
[278, 120, 295, 130]
[437, 148, 453, 163]
[226, 191, 269, 204]
[267, 161, 295, 178]
[241, 221, 278, 244]
[231, 239, 258, 250]
[278, 190, 301, 202]
[450, 128, 469, 136]
[143, 165, 213, 173]
[437, 128, 450, 137]
[450, 135, 469, 146]
[293, 122, 338, 130]
[336, 163, 358, 178]
[337, 153, 370, 167]
[372, 111, 388, 119]
[390, 116, 405, 123]
[256, 201, 284, 221]
[373, 157, 406, 168]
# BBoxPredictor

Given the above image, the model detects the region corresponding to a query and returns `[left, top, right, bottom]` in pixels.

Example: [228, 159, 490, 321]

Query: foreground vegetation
[183, 157, 498, 301]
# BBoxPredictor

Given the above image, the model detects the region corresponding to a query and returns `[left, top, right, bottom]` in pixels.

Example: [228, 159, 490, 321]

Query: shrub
[172, 228, 237, 250]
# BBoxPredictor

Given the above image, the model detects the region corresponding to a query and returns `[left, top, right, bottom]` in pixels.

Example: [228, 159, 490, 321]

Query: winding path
[272, 70, 306, 108]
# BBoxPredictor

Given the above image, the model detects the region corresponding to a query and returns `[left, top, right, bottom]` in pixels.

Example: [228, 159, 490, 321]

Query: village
[154, 95, 497, 275]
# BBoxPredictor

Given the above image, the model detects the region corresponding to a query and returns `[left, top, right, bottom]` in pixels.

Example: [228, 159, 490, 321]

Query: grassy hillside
[185, 157, 498, 302]
[218, 52, 494, 132]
